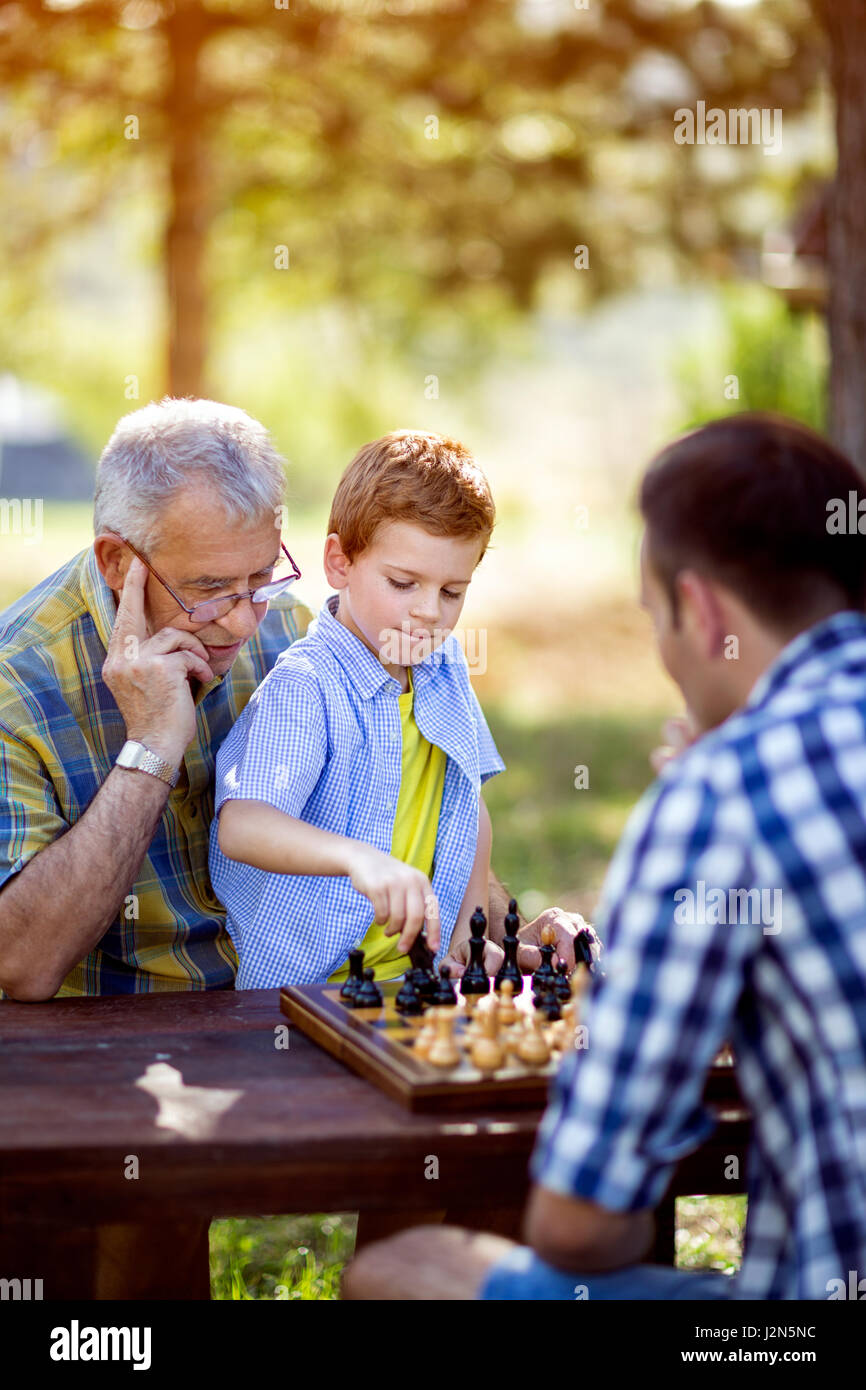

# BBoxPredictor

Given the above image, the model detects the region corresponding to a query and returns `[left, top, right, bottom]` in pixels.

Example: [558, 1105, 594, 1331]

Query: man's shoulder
[0, 551, 96, 721]
[0, 550, 92, 659]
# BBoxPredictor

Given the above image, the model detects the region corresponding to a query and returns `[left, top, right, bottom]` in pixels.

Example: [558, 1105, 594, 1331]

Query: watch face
[117, 742, 175, 784]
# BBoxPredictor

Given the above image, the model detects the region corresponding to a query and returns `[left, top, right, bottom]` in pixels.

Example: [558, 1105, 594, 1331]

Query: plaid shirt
[532, 611, 866, 1301]
[0, 546, 312, 997]
[209, 593, 505, 988]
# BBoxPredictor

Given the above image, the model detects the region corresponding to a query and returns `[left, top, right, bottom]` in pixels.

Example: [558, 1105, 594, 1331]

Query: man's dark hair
[639, 413, 866, 631]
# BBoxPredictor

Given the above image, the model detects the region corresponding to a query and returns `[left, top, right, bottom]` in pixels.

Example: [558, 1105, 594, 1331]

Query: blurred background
[1, 0, 860, 1296]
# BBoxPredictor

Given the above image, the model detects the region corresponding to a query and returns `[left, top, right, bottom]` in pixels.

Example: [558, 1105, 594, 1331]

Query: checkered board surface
[280, 977, 562, 1112]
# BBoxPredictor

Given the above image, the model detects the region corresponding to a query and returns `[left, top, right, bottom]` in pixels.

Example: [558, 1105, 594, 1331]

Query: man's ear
[675, 569, 728, 660]
[323, 533, 352, 589]
[93, 534, 130, 593]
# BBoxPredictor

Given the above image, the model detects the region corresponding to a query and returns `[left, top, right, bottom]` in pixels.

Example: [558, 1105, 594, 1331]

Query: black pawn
[553, 960, 572, 1003]
[460, 906, 491, 996]
[494, 897, 523, 994]
[433, 963, 458, 1007]
[339, 948, 365, 1005]
[354, 967, 383, 1009]
[532, 978, 556, 1010]
[532, 934, 556, 994]
[410, 965, 437, 1004]
[395, 975, 425, 1015]
[542, 994, 562, 1022]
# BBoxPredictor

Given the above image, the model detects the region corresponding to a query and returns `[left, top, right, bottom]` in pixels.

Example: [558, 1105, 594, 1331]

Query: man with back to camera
[343, 413, 866, 1301]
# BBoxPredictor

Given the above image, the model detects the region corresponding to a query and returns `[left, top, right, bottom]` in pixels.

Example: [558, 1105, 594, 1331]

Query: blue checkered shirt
[532, 610, 866, 1301]
[209, 594, 505, 988]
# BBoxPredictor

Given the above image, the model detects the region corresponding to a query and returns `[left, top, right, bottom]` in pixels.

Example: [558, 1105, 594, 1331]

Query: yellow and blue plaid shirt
[0, 545, 312, 997]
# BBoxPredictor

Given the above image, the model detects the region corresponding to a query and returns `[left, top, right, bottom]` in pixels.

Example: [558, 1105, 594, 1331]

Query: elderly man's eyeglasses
[118, 536, 302, 623]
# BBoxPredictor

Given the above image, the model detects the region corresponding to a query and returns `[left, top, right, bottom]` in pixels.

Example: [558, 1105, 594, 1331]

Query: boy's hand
[345, 843, 440, 954]
[442, 937, 504, 980]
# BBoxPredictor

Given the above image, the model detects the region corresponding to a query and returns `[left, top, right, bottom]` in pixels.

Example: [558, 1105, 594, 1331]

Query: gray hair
[93, 397, 287, 551]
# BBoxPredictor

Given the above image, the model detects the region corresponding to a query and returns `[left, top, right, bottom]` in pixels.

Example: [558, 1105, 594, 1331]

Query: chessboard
[279, 975, 576, 1112]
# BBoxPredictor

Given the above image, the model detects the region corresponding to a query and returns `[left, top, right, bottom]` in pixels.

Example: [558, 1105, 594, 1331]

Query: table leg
[649, 1196, 677, 1265]
[0, 1217, 212, 1300]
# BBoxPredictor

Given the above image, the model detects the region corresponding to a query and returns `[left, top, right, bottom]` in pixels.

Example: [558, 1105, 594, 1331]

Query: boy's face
[325, 520, 483, 675]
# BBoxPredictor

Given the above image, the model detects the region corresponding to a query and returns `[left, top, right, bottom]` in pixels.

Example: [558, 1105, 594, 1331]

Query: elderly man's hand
[102, 558, 214, 767]
[442, 936, 504, 980]
[516, 907, 602, 974]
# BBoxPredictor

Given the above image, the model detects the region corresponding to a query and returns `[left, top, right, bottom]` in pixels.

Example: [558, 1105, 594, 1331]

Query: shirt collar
[80, 544, 119, 652]
[311, 594, 446, 700]
[746, 609, 866, 710]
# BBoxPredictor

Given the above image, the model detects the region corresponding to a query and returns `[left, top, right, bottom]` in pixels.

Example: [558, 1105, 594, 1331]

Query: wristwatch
[115, 740, 180, 788]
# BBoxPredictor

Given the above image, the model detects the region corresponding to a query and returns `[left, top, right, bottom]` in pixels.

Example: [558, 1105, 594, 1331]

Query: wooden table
[0, 989, 750, 1298]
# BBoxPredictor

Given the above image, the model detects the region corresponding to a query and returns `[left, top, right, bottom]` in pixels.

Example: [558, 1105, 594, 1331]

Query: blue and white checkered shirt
[210, 593, 505, 988]
[532, 610, 866, 1300]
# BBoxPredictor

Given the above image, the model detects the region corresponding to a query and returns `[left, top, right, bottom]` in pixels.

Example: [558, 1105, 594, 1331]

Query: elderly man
[0, 398, 314, 1000]
[344, 413, 866, 1303]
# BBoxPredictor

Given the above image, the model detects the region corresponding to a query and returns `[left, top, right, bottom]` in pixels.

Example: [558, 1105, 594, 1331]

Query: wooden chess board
[280, 977, 565, 1112]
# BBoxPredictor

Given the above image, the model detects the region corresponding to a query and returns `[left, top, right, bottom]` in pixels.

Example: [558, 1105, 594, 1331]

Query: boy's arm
[218, 801, 440, 954]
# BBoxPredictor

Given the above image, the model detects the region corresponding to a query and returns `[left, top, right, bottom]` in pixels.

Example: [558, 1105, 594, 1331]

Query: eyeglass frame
[115, 534, 302, 623]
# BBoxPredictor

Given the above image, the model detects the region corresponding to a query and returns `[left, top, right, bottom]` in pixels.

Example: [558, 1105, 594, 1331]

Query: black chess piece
[553, 959, 572, 1003]
[542, 994, 562, 1022]
[354, 967, 384, 1009]
[575, 929, 594, 969]
[532, 978, 557, 1012]
[395, 975, 425, 1015]
[532, 931, 557, 995]
[339, 949, 365, 1005]
[494, 897, 523, 995]
[410, 965, 438, 1004]
[433, 963, 458, 1007]
[460, 906, 491, 996]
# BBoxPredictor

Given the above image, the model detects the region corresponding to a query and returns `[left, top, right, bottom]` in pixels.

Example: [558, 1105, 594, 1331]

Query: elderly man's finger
[109, 556, 149, 644]
[440, 954, 466, 979]
[516, 942, 540, 974]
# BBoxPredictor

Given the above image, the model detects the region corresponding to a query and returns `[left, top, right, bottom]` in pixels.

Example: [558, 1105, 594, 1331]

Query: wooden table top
[0, 989, 549, 1225]
[0, 989, 748, 1227]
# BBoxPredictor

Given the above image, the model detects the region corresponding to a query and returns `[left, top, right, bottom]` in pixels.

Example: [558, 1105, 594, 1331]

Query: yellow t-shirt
[328, 669, 446, 984]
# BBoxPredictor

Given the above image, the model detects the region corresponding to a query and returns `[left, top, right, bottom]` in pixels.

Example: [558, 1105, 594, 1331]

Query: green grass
[209, 1215, 358, 1301]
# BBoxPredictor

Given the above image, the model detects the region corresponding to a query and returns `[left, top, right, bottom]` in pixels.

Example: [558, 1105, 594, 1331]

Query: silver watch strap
[116, 740, 180, 788]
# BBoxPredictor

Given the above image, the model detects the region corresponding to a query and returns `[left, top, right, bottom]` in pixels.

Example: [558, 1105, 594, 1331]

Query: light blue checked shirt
[532, 611, 866, 1301]
[210, 593, 505, 988]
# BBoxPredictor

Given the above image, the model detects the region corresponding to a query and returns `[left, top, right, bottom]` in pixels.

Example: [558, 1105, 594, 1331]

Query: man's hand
[516, 907, 602, 974]
[441, 936, 504, 980]
[345, 843, 441, 954]
[649, 714, 698, 775]
[102, 557, 214, 766]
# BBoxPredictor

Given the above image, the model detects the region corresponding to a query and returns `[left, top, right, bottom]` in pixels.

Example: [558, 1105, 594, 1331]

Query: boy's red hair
[328, 430, 495, 561]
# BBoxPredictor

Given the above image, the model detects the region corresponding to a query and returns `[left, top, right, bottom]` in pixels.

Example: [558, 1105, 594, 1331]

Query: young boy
[209, 430, 505, 989]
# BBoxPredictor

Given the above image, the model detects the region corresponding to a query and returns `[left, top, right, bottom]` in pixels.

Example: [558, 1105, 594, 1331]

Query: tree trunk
[164, 1, 210, 399]
[819, 0, 866, 473]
